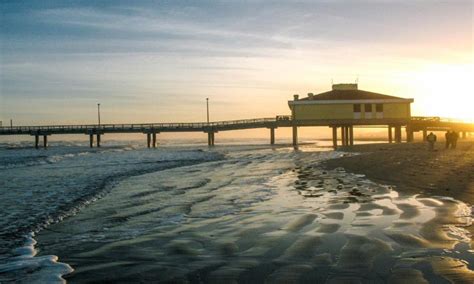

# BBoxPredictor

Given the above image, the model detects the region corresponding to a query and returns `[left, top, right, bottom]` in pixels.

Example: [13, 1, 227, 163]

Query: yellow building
[288, 83, 413, 121]
[288, 84, 414, 147]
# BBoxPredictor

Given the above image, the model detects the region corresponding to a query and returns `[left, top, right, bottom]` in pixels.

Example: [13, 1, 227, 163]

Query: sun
[409, 63, 474, 122]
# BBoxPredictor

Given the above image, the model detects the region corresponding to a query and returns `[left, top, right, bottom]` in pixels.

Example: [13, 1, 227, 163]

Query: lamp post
[97, 103, 101, 126]
[206, 98, 210, 124]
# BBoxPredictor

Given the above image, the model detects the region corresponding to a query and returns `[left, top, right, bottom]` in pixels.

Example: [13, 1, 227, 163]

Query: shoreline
[321, 140, 474, 203]
[321, 139, 474, 246]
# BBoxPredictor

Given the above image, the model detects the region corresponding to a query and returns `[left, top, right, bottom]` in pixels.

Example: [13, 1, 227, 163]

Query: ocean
[0, 138, 472, 283]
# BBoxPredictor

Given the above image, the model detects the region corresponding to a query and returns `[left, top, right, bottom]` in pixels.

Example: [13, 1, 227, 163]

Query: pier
[0, 116, 472, 149]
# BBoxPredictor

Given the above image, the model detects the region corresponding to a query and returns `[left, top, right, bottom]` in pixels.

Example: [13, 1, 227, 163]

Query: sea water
[0, 139, 472, 283]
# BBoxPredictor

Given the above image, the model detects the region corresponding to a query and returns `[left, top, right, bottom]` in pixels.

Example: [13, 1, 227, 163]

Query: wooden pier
[0, 116, 472, 149]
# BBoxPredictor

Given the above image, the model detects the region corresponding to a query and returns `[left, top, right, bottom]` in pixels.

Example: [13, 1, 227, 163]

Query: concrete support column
[147, 133, 151, 148]
[388, 126, 393, 143]
[89, 134, 94, 148]
[43, 135, 48, 148]
[292, 126, 298, 148]
[208, 132, 215, 146]
[406, 126, 414, 142]
[344, 126, 350, 146]
[349, 126, 354, 146]
[270, 128, 275, 145]
[35, 135, 39, 149]
[152, 132, 157, 148]
[332, 127, 338, 149]
[341, 127, 346, 146]
[395, 126, 402, 143]
[97, 134, 101, 147]
[422, 128, 427, 142]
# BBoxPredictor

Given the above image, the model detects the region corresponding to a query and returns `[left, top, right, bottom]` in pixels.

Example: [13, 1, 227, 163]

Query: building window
[364, 104, 372, 112]
[376, 104, 383, 112]
[353, 104, 361, 112]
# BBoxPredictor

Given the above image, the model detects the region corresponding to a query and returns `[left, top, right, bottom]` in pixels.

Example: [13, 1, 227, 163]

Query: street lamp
[97, 103, 101, 126]
[206, 98, 210, 124]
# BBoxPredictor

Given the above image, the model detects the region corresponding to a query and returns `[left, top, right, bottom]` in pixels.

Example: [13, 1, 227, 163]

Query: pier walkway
[0, 116, 472, 149]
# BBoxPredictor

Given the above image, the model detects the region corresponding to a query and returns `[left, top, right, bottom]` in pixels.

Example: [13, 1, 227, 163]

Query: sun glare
[410, 63, 474, 122]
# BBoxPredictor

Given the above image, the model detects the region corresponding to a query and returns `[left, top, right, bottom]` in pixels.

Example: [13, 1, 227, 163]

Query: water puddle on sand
[30, 149, 473, 283]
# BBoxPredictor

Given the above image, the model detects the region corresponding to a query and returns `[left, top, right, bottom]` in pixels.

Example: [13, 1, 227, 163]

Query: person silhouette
[451, 131, 459, 149]
[427, 132, 437, 151]
[445, 131, 451, 149]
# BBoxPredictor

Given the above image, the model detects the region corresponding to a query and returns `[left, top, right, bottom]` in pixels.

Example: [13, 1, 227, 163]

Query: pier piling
[270, 128, 275, 145]
[395, 126, 402, 143]
[349, 126, 354, 146]
[152, 132, 157, 148]
[332, 126, 338, 149]
[341, 127, 346, 146]
[89, 134, 94, 148]
[207, 132, 215, 146]
[43, 135, 48, 148]
[406, 125, 414, 142]
[96, 134, 101, 147]
[35, 135, 39, 149]
[292, 126, 298, 148]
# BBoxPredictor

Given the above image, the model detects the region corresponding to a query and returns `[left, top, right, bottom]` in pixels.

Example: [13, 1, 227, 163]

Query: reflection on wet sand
[35, 149, 472, 283]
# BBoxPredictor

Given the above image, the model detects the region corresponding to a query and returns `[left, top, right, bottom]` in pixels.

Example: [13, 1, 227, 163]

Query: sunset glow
[1, 1, 472, 126]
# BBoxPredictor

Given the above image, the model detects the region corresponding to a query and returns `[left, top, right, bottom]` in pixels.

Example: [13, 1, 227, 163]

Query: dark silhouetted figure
[445, 131, 451, 149]
[427, 132, 437, 151]
[451, 131, 459, 149]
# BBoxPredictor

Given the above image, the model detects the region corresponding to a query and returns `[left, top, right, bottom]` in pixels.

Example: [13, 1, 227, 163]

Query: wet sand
[29, 145, 474, 283]
[322, 139, 474, 246]
[323, 140, 474, 201]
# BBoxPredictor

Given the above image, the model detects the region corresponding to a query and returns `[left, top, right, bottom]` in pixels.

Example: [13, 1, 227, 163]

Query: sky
[1, 0, 473, 127]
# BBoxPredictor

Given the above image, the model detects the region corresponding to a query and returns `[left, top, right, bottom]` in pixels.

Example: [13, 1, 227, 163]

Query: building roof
[300, 84, 408, 101]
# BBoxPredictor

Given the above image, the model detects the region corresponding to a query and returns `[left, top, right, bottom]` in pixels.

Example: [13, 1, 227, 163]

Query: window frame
[353, 104, 361, 113]
[364, 103, 372, 112]
[376, 103, 383, 112]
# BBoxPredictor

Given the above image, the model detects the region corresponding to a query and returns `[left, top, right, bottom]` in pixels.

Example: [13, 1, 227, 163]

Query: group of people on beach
[444, 130, 459, 149]
[426, 130, 459, 151]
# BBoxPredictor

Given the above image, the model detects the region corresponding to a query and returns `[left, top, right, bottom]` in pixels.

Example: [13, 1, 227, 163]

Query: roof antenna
[355, 75, 359, 84]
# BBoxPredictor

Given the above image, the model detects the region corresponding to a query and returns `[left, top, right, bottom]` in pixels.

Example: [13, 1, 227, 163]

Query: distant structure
[1, 83, 472, 149]
[288, 83, 414, 147]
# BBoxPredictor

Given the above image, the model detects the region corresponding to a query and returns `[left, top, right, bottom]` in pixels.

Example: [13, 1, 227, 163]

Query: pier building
[289, 84, 415, 147]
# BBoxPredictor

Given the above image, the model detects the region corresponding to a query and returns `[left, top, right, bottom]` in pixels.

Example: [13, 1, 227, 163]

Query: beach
[0, 140, 473, 283]
[322, 140, 474, 203]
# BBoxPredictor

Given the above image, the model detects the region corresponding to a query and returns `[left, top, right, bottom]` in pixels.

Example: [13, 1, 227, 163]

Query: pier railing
[0, 117, 279, 134]
[1, 116, 472, 135]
